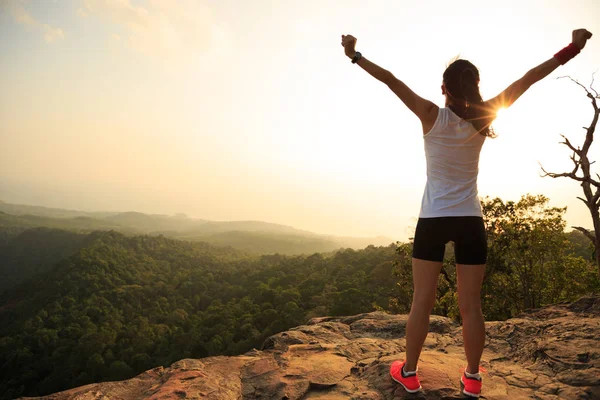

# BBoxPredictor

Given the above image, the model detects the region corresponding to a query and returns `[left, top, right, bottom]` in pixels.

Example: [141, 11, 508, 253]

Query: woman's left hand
[341, 34, 357, 59]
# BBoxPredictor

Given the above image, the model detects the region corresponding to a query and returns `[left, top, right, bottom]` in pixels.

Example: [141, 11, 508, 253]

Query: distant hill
[176, 230, 340, 255]
[0, 200, 115, 219]
[0, 201, 394, 255]
[103, 211, 317, 236]
[0, 211, 128, 232]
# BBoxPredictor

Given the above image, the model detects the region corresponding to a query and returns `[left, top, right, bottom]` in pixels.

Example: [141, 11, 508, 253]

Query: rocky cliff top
[26, 296, 600, 399]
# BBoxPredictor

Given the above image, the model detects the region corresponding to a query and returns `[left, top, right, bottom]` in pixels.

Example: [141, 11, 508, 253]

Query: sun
[492, 107, 509, 134]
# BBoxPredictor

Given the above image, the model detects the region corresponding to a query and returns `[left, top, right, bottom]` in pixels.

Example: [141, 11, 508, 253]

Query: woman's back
[420, 107, 486, 218]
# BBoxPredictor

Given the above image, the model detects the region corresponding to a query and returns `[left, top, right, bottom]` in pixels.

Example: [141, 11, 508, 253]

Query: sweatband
[554, 43, 580, 65]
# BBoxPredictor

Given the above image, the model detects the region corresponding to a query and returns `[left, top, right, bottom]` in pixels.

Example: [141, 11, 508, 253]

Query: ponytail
[443, 60, 495, 137]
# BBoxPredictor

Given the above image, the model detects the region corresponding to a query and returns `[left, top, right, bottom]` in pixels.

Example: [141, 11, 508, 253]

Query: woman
[340, 29, 592, 398]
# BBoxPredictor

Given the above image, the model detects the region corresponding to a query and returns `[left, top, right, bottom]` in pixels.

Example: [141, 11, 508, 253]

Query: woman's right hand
[572, 29, 592, 49]
[341, 34, 357, 59]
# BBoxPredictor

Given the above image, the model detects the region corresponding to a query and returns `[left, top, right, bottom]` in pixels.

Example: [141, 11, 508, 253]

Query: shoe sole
[462, 389, 480, 398]
[390, 372, 422, 393]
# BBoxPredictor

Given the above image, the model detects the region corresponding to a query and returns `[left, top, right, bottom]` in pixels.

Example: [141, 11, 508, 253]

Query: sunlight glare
[493, 107, 509, 134]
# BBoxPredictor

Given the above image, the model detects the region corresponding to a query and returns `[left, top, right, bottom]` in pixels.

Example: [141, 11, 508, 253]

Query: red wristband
[554, 43, 581, 65]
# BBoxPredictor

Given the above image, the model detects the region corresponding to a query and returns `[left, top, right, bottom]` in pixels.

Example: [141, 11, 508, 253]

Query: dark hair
[443, 59, 495, 137]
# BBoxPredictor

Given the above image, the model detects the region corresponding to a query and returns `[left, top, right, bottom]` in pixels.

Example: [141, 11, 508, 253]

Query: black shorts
[412, 216, 487, 265]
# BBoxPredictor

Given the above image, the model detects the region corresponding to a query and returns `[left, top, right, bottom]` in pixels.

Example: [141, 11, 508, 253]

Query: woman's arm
[341, 35, 437, 126]
[484, 57, 560, 112]
[485, 29, 592, 112]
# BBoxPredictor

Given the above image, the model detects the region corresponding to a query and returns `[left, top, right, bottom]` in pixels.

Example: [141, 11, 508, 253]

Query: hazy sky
[1, 0, 599, 240]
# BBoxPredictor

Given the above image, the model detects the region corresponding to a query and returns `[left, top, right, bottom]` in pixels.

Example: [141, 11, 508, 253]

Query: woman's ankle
[403, 361, 418, 373]
[465, 365, 480, 375]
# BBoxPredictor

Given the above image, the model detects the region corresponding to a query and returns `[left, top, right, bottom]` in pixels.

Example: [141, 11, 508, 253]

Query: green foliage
[389, 243, 413, 314]
[0, 232, 399, 398]
[481, 194, 599, 318]
[0, 228, 89, 293]
[567, 229, 596, 262]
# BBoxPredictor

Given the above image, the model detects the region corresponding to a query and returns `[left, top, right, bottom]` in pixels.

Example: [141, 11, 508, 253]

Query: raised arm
[485, 29, 593, 112]
[341, 34, 437, 127]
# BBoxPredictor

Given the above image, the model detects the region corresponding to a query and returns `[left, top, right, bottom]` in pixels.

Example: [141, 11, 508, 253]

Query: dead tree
[541, 76, 600, 274]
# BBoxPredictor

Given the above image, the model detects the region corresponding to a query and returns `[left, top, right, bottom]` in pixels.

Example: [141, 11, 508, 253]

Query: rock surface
[24, 296, 600, 399]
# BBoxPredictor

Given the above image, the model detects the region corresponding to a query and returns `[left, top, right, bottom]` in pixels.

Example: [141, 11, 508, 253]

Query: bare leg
[456, 264, 486, 374]
[404, 258, 443, 372]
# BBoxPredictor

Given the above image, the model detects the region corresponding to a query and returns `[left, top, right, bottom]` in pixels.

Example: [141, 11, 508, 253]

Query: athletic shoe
[460, 370, 483, 398]
[390, 360, 422, 393]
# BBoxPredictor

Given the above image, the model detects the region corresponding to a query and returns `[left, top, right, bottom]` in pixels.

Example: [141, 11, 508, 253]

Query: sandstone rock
[23, 295, 600, 400]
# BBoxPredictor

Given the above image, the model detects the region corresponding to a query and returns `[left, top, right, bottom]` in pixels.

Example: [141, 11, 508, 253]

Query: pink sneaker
[390, 360, 422, 393]
[460, 367, 485, 398]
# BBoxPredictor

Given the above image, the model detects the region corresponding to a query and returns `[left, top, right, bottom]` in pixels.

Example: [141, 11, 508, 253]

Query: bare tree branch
[570, 153, 580, 170]
[558, 76, 595, 98]
[576, 196, 588, 205]
[560, 134, 580, 154]
[593, 189, 600, 207]
[550, 75, 600, 271]
[573, 226, 595, 242]
[558, 75, 598, 101]
[591, 70, 599, 98]
[540, 167, 600, 188]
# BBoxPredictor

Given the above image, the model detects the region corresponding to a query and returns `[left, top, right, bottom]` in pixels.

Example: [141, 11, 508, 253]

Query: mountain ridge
[0, 200, 395, 254]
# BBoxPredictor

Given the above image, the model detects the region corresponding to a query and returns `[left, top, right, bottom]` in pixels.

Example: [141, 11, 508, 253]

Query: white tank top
[419, 107, 486, 218]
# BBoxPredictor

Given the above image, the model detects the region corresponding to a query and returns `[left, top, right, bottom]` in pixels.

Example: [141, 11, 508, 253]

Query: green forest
[0, 195, 598, 399]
